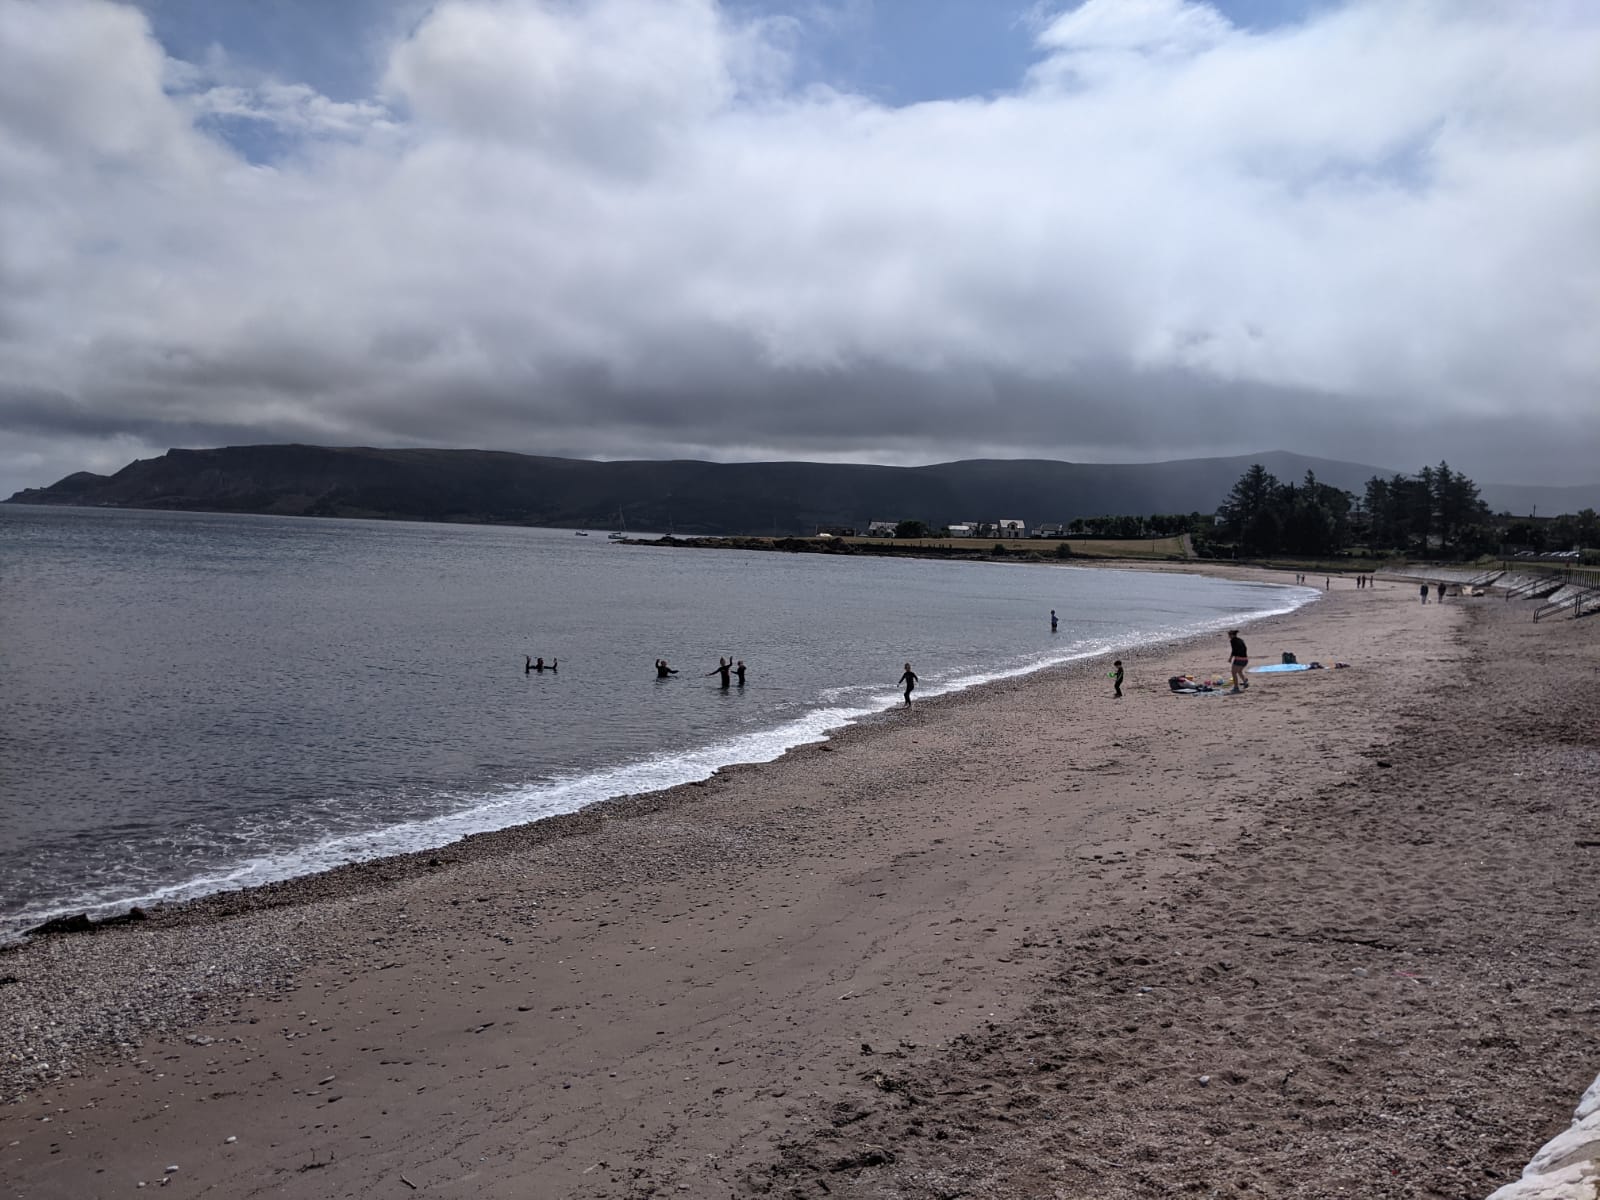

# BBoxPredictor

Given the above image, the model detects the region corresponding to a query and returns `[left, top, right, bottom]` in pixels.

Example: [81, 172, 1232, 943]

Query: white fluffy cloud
[0, 0, 1596, 496]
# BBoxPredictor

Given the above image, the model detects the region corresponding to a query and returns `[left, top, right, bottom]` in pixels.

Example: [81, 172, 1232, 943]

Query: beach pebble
[164, 1165, 179, 1174]
[1198, 1075, 1210, 1086]
[224, 1136, 237, 1144]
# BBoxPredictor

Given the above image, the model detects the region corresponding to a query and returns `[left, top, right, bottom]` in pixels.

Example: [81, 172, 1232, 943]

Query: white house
[865, 520, 899, 537]
[947, 523, 976, 537]
[997, 519, 1026, 538]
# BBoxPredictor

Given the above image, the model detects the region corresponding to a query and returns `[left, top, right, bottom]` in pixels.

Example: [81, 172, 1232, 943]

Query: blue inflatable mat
[1251, 663, 1312, 673]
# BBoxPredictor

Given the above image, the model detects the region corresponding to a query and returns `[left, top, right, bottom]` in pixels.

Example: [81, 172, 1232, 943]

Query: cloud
[0, 0, 1596, 498]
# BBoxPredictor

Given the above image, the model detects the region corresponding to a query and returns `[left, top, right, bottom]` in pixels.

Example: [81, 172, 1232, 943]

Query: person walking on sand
[655, 658, 678, 678]
[706, 657, 732, 689]
[1227, 630, 1250, 694]
[1420, 583, 1429, 604]
[735, 660, 746, 687]
[899, 662, 918, 704]
[1111, 659, 1124, 699]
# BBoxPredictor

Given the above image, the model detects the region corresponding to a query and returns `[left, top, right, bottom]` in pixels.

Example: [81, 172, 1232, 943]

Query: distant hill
[6, 445, 1594, 533]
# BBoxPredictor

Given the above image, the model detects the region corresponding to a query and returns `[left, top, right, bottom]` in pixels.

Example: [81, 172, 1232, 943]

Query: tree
[1219, 464, 1282, 555]
[1577, 509, 1600, 548]
[894, 520, 929, 539]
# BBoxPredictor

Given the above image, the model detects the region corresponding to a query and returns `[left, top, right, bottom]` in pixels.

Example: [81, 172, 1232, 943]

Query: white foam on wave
[3, 582, 1319, 941]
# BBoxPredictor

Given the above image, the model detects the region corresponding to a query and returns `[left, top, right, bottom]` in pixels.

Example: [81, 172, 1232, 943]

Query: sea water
[0, 505, 1314, 940]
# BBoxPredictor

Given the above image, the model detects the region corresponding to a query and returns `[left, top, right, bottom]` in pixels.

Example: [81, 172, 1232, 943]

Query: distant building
[865, 520, 899, 537]
[1034, 523, 1065, 539]
[947, 523, 977, 537]
[997, 519, 1026, 538]
[816, 525, 857, 537]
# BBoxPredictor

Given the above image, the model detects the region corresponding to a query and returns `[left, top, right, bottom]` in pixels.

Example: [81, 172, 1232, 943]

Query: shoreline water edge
[1, 561, 1316, 944]
[4, 567, 1596, 1200]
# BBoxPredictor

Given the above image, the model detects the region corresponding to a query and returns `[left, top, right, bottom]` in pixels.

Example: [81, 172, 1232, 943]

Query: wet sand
[3, 572, 1597, 1199]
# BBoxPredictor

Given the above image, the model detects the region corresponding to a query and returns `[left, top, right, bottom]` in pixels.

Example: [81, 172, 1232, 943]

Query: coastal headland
[2, 570, 1597, 1198]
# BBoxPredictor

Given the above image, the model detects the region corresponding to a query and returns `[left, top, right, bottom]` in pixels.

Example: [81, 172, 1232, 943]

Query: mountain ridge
[7, 444, 1594, 534]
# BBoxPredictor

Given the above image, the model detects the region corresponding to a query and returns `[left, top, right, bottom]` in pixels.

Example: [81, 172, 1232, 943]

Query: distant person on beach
[1227, 631, 1250, 694]
[735, 660, 746, 686]
[1050, 609, 1058, 632]
[1420, 583, 1429, 604]
[707, 657, 733, 688]
[1111, 660, 1124, 699]
[655, 659, 677, 678]
[899, 662, 918, 704]
[1436, 582, 1446, 602]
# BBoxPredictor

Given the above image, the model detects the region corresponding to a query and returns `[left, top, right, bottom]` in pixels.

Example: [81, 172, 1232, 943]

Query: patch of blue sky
[191, 110, 306, 166]
[139, 0, 1338, 163]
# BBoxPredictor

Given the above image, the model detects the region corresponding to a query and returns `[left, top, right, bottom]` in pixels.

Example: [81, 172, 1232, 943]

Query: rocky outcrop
[1486, 1073, 1600, 1199]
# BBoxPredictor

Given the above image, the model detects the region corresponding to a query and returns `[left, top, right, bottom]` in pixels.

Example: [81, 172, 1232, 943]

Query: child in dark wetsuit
[655, 659, 677, 678]
[1111, 660, 1124, 699]
[735, 660, 746, 686]
[899, 663, 917, 704]
[706, 657, 732, 688]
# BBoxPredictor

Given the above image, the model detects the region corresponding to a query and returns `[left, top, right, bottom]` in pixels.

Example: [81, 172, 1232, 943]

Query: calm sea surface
[0, 505, 1315, 940]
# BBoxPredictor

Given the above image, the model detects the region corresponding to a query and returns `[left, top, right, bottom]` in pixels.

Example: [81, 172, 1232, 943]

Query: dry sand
[2, 571, 1597, 1199]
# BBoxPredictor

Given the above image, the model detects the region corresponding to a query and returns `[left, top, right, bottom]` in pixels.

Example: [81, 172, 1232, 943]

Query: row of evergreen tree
[1216, 462, 1494, 558]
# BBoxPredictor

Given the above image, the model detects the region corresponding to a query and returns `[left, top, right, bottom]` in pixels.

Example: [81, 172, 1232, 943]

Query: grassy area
[842, 535, 1189, 559]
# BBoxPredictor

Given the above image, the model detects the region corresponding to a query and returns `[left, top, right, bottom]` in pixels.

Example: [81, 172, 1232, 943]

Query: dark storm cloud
[0, 0, 1597, 499]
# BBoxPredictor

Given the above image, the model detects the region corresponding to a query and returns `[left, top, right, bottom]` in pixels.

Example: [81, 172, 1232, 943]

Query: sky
[1, 0, 1597, 497]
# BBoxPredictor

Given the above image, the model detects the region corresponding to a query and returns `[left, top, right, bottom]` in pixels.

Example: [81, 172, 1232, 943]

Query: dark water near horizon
[0, 505, 1316, 941]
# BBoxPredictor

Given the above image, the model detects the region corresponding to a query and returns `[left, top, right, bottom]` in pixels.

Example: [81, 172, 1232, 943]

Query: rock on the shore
[1486, 1072, 1600, 1199]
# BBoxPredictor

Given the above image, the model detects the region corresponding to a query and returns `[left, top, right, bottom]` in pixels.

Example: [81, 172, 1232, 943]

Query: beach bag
[1281, 651, 1297, 665]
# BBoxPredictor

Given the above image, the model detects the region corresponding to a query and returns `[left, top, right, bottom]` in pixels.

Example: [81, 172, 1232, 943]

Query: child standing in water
[899, 662, 918, 704]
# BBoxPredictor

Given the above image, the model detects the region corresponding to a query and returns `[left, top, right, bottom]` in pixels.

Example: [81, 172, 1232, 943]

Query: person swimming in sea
[525, 655, 556, 673]
[1050, 609, 1058, 632]
[735, 660, 746, 686]
[899, 662, 918, 704]
[655, 658, 677, 678]
[706, 657, 733, 689]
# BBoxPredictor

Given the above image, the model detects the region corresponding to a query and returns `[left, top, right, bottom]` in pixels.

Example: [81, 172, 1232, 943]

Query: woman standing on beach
[899, 663, 918, 704]
[1227, 631, 1250, 694]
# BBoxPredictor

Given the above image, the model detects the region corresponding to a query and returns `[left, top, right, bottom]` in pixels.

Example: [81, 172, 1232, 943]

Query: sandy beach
[3, 570, 1597, 1199]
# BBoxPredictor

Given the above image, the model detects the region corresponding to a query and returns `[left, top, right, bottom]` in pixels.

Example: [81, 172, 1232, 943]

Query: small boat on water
[608, 507, 627, 540]
[574, 531, 589, 536]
